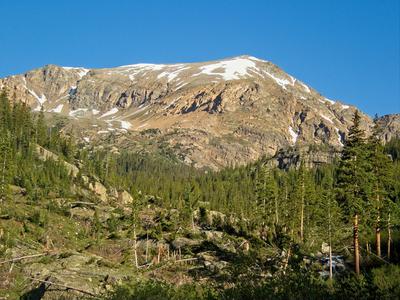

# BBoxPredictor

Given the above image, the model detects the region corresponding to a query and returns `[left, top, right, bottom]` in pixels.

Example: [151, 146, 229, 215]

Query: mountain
[0, 55, 397, 169]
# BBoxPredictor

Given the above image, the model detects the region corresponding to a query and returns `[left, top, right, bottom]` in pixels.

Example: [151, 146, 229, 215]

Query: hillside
[0, 89, 399, 299]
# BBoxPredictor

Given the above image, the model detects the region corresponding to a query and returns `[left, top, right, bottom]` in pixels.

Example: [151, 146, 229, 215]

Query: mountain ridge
[1, 55, 398, 170]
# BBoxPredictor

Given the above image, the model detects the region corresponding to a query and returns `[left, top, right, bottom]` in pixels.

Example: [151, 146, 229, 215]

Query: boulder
[204, 230, 223, 240]
[321, 242, 331, 254]
[89, 181, 108, 202]
[171, 237, 201, 250]
[118, 190, 133, 205]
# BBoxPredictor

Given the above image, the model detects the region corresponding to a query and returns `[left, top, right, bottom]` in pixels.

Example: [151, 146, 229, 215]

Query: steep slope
[0, 55, 385, 169]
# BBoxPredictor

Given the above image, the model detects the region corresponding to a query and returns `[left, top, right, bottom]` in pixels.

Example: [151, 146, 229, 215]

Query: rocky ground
[0, 177, 345, 299]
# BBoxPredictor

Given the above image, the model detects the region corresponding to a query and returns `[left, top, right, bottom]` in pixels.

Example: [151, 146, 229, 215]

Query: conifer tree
[336, 110, 370, 276]
[255, 165, 279, 227]
[0, 133, 12, 202]
[183, 182, 200, 230]
[35, 106, 47, 146]
[368, 118, 393, 257]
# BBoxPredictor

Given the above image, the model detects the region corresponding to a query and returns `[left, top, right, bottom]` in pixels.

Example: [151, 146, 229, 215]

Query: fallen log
[29, 278, 98, 298]
[0, 253, 51, 265]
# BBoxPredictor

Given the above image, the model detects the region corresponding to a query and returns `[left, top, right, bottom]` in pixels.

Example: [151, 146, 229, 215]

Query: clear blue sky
[0, 0, 399, 116]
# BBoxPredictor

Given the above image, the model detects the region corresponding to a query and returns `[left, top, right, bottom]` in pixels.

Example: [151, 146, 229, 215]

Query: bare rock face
[376, 114, 400, 143]
[1, 55, 398, 170]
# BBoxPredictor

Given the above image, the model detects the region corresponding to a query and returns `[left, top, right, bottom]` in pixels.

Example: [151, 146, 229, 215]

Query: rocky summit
[1, 55, 398, 169]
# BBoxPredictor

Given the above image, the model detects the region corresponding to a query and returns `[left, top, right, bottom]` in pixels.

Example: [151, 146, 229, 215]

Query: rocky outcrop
[35, 145, 79, 177]
[377, 114, 400, 143]
[88, 181, 108, 202]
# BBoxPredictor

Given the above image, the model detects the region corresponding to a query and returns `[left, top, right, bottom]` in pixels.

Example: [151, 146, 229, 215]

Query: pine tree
[183, 182, 200, 230]
[255, 165, 279, 228]
[336, 110, 370, 276]
[35, 106, 47, 146]
[0, 133, 12, 202]
[368, 118, 393, 257]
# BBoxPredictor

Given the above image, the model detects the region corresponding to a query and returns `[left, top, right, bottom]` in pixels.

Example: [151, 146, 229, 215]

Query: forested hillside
[0, 89, 399, 299]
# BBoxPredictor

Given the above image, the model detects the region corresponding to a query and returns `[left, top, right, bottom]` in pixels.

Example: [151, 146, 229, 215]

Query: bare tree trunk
[328, 202, 333, 280]
[354, 214, 360, 276]
[145, 231, 149, 263]
[284, 245, 292, 270]
[376, 214, 381, 257]
[329, 244, 333, 280]
[1, 151, 6, 202]
[300, 196, 304, 242]
[275, 196, 279, 225]
[300, 174, 305, 242]
[387, 213, 391, 260]
[133, 225, 138, 268]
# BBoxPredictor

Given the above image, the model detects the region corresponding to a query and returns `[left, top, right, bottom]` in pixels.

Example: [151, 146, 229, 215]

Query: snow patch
[92, 109, 100, 115]
[69, 86, 77, 95]
[262, 71, 291, 89]
[69, 108, 88, 117]
[77, 68, 89, 78]
[301, 83, 311, 93]
[33, 105, 42, 112]
[341, 104, 350, 109]
[335, 128, 344, 147]
[175, 82, 188, 91]
[119, 120, 131, 130]
[83, 137, 90, 143]
[157, 66, 190, 82]
[114, 63, 167, 80]
[137, 123, 148, 129]
[63, 67, 89, 78]
[193, 57, 259, 80]
[123, 105, 149, 118]
[27, 89, 47, 105]
[97, 130, 109, 134]
[100, 108, 118, 118]
[288, 126, 299, 144]
[324, 97, 335, 105]
[50, 104, 63, 113]
[246, 56, 266, 62]
[320, 114, 334, 124]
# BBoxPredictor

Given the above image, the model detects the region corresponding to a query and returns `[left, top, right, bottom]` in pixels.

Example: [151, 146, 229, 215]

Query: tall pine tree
[336, 110, 371, 276]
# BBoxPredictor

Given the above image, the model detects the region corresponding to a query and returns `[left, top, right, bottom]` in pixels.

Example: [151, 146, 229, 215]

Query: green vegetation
[0, 90, 399, 299]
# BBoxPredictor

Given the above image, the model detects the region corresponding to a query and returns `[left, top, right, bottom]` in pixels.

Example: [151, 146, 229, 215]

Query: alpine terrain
[0, 56, 399, 299]
[2, 55, 398, 170]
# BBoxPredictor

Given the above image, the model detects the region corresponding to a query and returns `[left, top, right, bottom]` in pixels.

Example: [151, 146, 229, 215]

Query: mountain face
[0, 55, 396, 170]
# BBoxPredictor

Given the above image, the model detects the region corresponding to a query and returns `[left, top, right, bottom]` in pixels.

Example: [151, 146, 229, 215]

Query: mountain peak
[0, 55, 382, 170]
